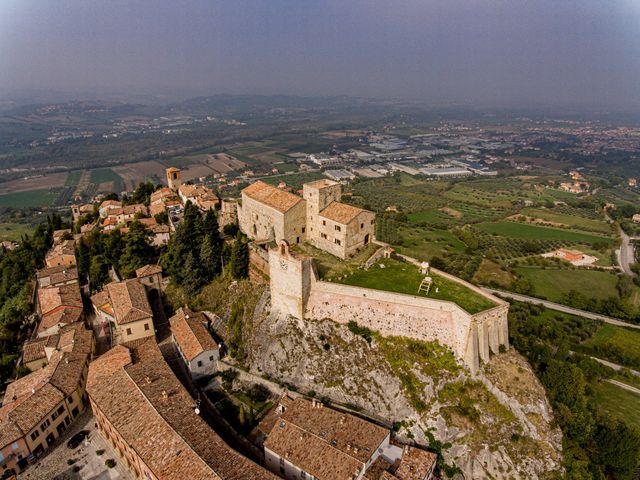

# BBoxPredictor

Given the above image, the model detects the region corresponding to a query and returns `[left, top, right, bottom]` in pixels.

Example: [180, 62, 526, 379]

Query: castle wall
[305, 280, 473, 363]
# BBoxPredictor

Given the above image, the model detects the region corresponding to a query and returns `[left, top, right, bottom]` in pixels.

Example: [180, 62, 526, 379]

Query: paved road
[605, 378, 640, 395]
[569, 352, 640, 377]
[482, 288, 640, 330]
[618, 228, 635, 275]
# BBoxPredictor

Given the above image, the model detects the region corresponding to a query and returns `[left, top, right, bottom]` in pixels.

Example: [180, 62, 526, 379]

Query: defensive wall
[267, 241, 509, 373]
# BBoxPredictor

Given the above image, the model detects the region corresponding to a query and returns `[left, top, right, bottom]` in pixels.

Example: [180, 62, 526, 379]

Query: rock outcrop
[244, 300, 563, 479]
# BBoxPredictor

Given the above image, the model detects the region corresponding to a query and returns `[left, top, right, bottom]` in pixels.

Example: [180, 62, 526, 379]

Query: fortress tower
[166, 167, 182, 190]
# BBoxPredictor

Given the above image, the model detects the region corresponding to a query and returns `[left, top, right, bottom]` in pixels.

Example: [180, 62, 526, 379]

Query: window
[31, 430, 40, 441]
[334, 239, 341, 246]
[209, 355, 214, 361]
[335, 225, 341, 232]
[361, 223, 364, 229]
[302, 227, 305, 234]
[40, 419, 50, 432]
[322, 220, 326, 226]
[197, 360, 203, 367]
[371, 219, 375, 224]
[52, 411, 59, 421]
[126, 328, 132, 335]
[144, 323, 150, 331]
[320, 233, 327, 239]
[0, 452, 4, 463]
[12, 442, 19, 450]
[57, 406, 64, 415]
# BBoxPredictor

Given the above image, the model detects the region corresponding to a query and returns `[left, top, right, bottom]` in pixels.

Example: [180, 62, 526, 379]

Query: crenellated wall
[268, 241, 509, 373]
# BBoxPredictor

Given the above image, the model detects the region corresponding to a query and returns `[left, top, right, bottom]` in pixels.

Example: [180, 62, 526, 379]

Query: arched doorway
[364, 233, 370, 244]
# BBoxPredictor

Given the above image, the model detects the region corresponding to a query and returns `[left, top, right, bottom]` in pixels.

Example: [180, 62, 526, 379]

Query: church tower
[166, 167, 182, 190]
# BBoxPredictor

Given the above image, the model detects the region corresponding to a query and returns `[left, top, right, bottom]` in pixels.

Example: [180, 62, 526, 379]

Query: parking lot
[18, 409, 133, 480]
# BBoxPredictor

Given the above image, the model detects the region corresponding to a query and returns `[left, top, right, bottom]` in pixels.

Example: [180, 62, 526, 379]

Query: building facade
[169, 307, 219, 379]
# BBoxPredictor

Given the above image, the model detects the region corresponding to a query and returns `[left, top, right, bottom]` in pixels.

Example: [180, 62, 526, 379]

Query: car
[66, 430, 90, 449]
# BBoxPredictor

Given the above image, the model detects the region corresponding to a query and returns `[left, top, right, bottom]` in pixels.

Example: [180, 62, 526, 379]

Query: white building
[169, 307, 219, 379]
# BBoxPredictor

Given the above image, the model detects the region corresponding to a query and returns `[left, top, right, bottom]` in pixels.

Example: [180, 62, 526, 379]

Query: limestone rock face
[245, 305, 563, 479]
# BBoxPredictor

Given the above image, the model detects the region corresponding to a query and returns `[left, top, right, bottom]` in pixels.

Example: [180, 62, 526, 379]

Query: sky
[1, 0, 639, 108]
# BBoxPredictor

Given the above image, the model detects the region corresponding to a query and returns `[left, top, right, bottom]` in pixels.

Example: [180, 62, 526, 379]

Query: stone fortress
[268, 241, 508, 373]
[238, 177, 509, 373]
[238, 179, 375, 259]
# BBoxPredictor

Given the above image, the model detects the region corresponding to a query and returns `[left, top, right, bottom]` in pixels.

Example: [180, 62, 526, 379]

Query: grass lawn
[477, 221, 613, 245]
[577, 324, 640, 369]
[513, 267, 619, 302]
[407, 209, 457, 226]
[0, 189, 58, 207]
[291, 241, 380, 279]
[64, 170, 82, 187]
[275, 162, 299, 173]
[393, 226, 467, 261]
[591, 381, 640, 430]
[336, 258, 496, 314]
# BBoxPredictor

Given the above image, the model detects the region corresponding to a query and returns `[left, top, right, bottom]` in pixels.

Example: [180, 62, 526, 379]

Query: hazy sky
[1, 0, 639, 108]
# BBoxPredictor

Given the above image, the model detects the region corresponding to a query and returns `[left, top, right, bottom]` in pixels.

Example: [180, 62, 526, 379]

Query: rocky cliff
[243, 298, 563, 479]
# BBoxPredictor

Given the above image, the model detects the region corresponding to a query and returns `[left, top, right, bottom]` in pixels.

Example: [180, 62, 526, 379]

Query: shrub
[105, 459, 116, 468]
[96, 449, 105, 456]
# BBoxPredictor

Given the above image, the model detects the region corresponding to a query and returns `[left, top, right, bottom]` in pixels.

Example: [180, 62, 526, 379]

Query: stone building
[238, 181, 307, 245]
[45, 240, 76, 268]
[86, 339, 277, 480]
[169, 307, 219, 379]
[239, 179, 375, 259]
[268, 241, 508, 374]
[166, 166, 182, 190]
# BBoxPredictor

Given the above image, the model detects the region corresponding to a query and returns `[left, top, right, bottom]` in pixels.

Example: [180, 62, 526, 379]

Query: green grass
[513, 267, 619, 302]
[393, 226, 467, 260]
[336, 258, 496, 314]
[90, 169, 124, 192]
[477, 221, 613, 245]
[275, 162, 299, 173]
[520, 208, 611, 234]
[0, 222, 33, 241]
[0, 189, 59, 208]
[591, 381, 640, 430]
[64, 171, 82, 187]
[407, 209, 457, 225]
[577, 324, 640, 370]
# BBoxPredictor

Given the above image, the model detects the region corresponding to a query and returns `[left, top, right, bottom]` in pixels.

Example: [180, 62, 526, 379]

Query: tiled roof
[169, 307, 217, 361]
[242, 181, 303, 214]
[46, 239, 76, 259]
[104, 279, 153, 325]
[135, 264, 163, 278]
[264, 398, 389, 480]
[394, 447, 437, 480]
[86, 339, 277, 479]
[22, 337, 48, 364]
[24, 323, 92, 368]
[99, 200, 122, 210]
[38, 283, 83, 316]
[36, 265, 79, 286]
[319, 201, 368, 225]
[150, 187, 178, 203]
[38, 308, 83, 334]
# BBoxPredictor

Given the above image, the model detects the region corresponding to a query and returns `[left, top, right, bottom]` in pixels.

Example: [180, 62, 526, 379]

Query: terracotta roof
[169, 307, 218, 361]
[90, 290, 113, 316]
[99, 200, 122, 210]
[46, 239, 76, 260]
[22, 337, 48, 364]
[304, 179, 338, 190]
[38, 308, 83, 334]
[97, 279, 153, 325]
[123, 204, 148, 215]
[36, 265, 79, 286]
[394, 447, 437, 480]
[136, 264, 163, 278]
[319, 201, 368, 225]
[264, 398, 389, 480]
[242, 181, 303, 214]
[38, 283, 83, 316]
[86, 339, 277, 479]
[150, 187, 178, 203]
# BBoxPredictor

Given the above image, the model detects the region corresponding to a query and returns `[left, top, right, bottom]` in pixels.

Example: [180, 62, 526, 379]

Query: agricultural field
[0, 222, 35, 241]
[393, 226, 466, 260]
[577, 324, 640, 370]
[0, 171, 68, 195]
[513, 267, 619, 302]
[336, 257, 497, 314]
[476, 221, 614, 245]
[591, 381, 640, 431]
[519, 207, 611, 234]
[260, 171, 325, 190]
[112, 160, 167, 190]
[0, 188, 59, 207]
[90, 168, 124, 193]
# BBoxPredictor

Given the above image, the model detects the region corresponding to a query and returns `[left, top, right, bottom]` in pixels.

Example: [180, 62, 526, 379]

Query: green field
[520, 208, 611, 234]
[64, 171, 82, 187]
[0, 189, 59, 208]
[407, 209, 457, 225]
[577, 324, 640, 370]
[393, 226, 467, 260]
[336, 257, 496, 314]
[591, 381, 640, 430]
[477, 221, 613, 245]
[0, 222, 34, 241]
[275, 162, 299, 173]
[514, 267, 619, 302]
[90, 168, 124, 192]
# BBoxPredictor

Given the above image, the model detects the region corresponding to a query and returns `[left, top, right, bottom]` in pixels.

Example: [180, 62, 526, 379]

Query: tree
[202, 209, 221, 246]
[181, 252, 205, 297]
[154, 211, 168, 225]
[76, 238, 91, 279]
[200, 234, 221, 281]
[128, 181, 156, 205]
[229, 238, 249, 279]
[89, 255, 110, 291]
[119, 221, 154, 278]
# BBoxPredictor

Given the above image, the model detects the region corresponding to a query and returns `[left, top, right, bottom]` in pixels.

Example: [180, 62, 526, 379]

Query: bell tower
[166, 167, 182, 190]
